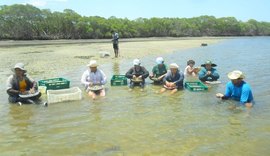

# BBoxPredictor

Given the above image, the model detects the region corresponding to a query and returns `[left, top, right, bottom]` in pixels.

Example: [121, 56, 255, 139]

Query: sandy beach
[0, 37, 224, 80]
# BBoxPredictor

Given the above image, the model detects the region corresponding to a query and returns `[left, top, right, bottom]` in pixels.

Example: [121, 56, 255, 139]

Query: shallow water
[0, 37, 270, 155]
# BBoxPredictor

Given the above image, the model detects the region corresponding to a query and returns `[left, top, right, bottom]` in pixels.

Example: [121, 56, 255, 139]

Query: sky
[0, 0, 269, 22]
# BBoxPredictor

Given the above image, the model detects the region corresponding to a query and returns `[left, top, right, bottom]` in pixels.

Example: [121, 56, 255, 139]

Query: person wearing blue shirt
[216, 70, 254, 108]
[198, 60, 219, 82]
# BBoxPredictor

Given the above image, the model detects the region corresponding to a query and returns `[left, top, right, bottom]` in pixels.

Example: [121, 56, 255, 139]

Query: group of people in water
[6, 57, 254, 108]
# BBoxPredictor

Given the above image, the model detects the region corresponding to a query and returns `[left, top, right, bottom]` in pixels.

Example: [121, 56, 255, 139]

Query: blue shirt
[165, 70, 184, 88]
[198, 67, 219, 82]
[224, 81, 254, 104]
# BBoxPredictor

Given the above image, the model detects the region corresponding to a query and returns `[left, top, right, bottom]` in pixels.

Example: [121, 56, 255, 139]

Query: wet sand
[0, 37, 224, 79]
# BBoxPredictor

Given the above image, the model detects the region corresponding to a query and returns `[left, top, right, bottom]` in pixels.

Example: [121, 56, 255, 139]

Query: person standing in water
[111, 30, 119, 58]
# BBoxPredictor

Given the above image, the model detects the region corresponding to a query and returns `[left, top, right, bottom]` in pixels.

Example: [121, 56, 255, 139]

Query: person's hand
[216, 93, 224, 98]
[89, 82, 94, 86]
[207, 71, 212, 75]
[138, 75, 142, 79]
[171, 83, 176, 87]
[149, 74, 154, 78]
[132, 75, 136, 79]
[29, 88, 35, 94]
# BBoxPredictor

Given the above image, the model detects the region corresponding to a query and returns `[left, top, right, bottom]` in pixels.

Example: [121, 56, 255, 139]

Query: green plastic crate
[111, 75, 127, 86]
[185, 81, 208, 91]
[38, 78, 70, 90]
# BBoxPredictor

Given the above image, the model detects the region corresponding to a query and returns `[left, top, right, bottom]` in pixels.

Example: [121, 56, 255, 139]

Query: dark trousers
[8, 92, 41, 104]
[129, 81, 145, 88]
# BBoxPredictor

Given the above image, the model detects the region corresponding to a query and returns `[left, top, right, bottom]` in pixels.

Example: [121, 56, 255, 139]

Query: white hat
[87, 60, 98, 67]
[13, 63, 27, 72]
[169, 63, 179, 69]
[133, 59, 141, 66]
[156, 57, 164, 64]
[228, 70, 245, 80]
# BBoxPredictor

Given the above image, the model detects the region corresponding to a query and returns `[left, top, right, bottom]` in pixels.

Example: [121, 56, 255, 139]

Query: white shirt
[81, 69, 107, 89]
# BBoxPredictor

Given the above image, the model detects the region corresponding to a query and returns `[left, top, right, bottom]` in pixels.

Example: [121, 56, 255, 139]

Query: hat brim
[201, 63, 217, 67]
[87, 64, 98, 67]
[227, 72, 245, 80]
[12, 67, 27, 73]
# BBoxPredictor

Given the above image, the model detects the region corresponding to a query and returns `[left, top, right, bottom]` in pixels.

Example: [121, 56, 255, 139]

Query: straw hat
[133, 59, 141, 66]
[12, 63, 27, 72]
[169, 63, 179, 69]
[87, 60, 98, 67]
[228, 70, 245, 80]
[156, 57, 164, 65]
[201, 60, 217, 67]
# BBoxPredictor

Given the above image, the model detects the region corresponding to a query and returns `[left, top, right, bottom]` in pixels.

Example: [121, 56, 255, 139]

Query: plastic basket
[185, 81, 208, 91]
[38, 78, 70, 90]
[47, 87, 82, 104]
[111, 75, 127, 86]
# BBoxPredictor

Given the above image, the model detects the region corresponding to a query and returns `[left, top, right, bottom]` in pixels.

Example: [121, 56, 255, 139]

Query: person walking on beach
[81, 60, 107, 100]
[111, 30, 119, 58]
[125, 59, 149, 91]
[216, 70, 254, 108]
[198, 60, 219, 82]
[6, 63, 41, 104]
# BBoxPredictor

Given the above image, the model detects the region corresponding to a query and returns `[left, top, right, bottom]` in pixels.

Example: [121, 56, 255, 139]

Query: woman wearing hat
[81, 60, 107, 100]
[216, 70, 254, 108]
[125, 59, 149, 90]
[6, 63, 41, 104]
[160, 63, 184, 94]
[149, 57, 168, 84]
[198, 60, 220, 82]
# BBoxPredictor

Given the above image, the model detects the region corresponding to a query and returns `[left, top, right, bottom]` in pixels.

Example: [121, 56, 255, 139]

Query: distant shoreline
[0, 37, 235, 47]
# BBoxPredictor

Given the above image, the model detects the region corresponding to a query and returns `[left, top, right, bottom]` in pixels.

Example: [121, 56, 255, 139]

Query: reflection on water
[0, 37, 270, 155]
[112, 60, 120, 75]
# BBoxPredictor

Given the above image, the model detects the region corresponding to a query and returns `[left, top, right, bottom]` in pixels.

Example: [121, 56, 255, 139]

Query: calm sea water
[0, 37, 270, 156]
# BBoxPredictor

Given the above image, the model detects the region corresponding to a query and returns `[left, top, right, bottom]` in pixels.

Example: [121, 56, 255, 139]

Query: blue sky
[0, 0, 269, 22]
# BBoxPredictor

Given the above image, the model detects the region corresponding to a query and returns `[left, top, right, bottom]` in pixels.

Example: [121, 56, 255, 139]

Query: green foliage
[0, 4, 269, 40]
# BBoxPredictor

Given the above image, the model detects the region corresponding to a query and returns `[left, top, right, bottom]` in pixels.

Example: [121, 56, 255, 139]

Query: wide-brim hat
[169, 63, 179, 69]
[228, 70, 245, 80]
[87, 60, 98, 67]
[201, 60, 217, 67]
[12, 63, 27, 73]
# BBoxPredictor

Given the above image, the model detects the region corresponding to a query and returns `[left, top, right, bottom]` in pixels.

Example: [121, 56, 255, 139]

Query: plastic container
[47, 87, 82, 104]
[185, 81, 208, 91]
[111, 75, 127, 86]
[38, 78, 70, 90]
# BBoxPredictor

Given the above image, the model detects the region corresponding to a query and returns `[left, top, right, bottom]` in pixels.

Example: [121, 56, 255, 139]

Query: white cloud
[26, 0, 68, 7]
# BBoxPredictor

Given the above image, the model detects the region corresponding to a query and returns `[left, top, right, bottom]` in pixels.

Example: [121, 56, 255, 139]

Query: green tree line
[1, 4, 270, 40]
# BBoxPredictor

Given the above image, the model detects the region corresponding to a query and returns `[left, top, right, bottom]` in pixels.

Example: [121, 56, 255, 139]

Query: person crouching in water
[6, 63, 41, 104]
[81, 60, 107, 100]
[216, 70, 254, 108]
[125, 59, 149, 91]
[160, 63, 184, 94]
[198, 60, 219, 82]
[149, 57, 168, 84]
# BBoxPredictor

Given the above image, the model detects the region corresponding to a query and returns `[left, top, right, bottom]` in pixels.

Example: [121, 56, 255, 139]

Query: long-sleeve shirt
[165, 70, 184, 88]
[125, 66, 149, 79]
[198, 67, 219, 82]
[224, 81, 254, 104]
[152, 64, 168, 77]
[81, 69, 107, 89]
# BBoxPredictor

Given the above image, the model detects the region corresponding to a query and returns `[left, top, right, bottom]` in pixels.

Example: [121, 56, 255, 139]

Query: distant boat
[201, 43, 208, 46]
